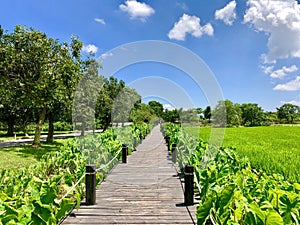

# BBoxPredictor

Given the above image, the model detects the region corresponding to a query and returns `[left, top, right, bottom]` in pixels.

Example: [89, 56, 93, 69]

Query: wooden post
[122, 144, 128, 163]
[171, 144, 177, 163]
[165, 136, 170, 151]
[184, 165, 194, 206]
[86, 165, 96, 205]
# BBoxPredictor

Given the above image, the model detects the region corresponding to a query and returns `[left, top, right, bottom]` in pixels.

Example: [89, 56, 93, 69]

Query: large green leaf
[56, 198, 74, 221]
[196, 197, 213, 225]
[40, 182, 58, 205]
[218, 184, 235, 212]
[32, 201, 53, 223]
[250, 202, 266, 223]
[265, 210, 284, 225]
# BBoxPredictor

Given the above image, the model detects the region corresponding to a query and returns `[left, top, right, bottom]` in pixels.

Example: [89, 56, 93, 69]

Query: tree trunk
[6, 114, 15, 136]
[32, 106, 47, 148]
[21, 112, 30, 136]
[81, 120, 86, 136]
[46, 112, 54, 142]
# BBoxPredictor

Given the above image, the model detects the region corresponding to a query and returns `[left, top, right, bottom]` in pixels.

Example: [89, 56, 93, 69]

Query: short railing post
[171, 144, 177, 163]
[165, 136, 170, 151]
[86, 164, 96, 205]
[139, 133, 143, 144]
[122, 144, 128, 163]
[184, 165, 194, 206]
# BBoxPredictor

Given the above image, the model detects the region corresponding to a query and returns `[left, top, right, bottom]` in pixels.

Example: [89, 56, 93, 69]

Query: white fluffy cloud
[264, 64, 298, 79]
[119, 0, 155, 21]
[82, 44, 98, 54]
[215, 1, 237, 25]
[94, 18, 105, 25]
[163, 104, 175, 110]
[101, 52, 113, 59]
[273, 76, 300, 91]
[244, 0, 300, 63]
[168, 14, 214, 41]
[281, 100, 300, 106]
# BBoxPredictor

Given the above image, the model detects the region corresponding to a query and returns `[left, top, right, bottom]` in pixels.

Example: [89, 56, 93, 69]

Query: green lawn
[184, 125, 300, 183]
[0, 139, 70, 169]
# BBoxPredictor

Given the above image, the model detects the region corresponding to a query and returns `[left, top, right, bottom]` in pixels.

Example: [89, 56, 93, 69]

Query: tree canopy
[277, 103, 300, 124]
[240, 103, 265, 126]
[0, 25, 83, 146]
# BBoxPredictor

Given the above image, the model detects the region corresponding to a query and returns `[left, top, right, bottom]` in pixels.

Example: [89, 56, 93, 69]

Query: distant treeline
[169, 100, 300, 127]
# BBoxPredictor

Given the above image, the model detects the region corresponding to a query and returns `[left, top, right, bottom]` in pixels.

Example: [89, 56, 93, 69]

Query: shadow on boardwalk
[61, 125, 196, 225]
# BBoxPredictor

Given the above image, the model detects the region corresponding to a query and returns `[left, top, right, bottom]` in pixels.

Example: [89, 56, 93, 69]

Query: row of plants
[162, 123, 300, 225]
[0, 123, 151, 224]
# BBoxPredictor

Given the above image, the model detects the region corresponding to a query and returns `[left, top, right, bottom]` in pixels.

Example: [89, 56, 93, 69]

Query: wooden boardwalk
[62, 125, 196, 225]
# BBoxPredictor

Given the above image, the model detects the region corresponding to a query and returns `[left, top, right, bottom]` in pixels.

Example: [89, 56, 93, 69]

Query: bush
[53, 122, 73, 131]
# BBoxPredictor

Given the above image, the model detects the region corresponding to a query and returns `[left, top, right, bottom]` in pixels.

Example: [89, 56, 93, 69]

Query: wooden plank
[61, 125, 196, 225]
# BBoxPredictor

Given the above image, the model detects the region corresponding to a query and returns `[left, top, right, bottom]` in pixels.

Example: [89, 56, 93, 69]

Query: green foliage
[0, 139, 85, 224]
[0, 124, 151, 224]
[203, 106, 211, 122]
[240, 103, 265, 126]
[164, 123, 300, 225]
[78, 130, 122, 174]
[94, 76, 142, 130]
[111, 87, 141, 125]
[179, 108, 199, 123]
[213, 99, 241, 127]
[130, 103, 156, 124]
[0, 25, 84, 146]
[162, 109, 180, 123]
[73, 59, 104, 135]
[161, 122, 181, 151]
[148, 101, 163, 118]
[131, 123, 151, 141]
[53, 122, 73, 131]
[277, 103, 300, 124]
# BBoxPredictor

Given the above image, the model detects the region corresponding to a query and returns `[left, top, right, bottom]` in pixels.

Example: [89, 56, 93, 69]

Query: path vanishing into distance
[61, 125, 196, 225]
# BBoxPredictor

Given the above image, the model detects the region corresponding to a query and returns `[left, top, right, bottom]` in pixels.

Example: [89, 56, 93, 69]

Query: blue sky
[1, 0, 300, 111]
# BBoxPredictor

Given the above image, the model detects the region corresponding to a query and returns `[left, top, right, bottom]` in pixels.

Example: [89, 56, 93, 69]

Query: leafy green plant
[0, 139, 84, 224]
[163, 123, 300, 225]
[0, 123, 152, 224]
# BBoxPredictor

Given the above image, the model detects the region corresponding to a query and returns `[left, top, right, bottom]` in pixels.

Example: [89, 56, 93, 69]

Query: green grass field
[0, 139, 70, 169]
[184, 125, 300, 183]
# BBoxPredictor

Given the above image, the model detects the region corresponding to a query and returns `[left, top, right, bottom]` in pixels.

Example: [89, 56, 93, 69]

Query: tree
[130, 103, 154, 123]
[148, 101, 163, 118]
[212, 100, 241, 127]
[111, 87, 141, 126]
[73, 58, 103, 136]
[179, 108, 199, 122]
[277, 103, 300, 124]
[95, 76, 126, 131]
[195, 107, 204, 119]
[203, 106, 211, 122]
[46, 36, 84, 142]
[163, 109, 180, 123]
[265, 111, 278, 125]
[240, 103, 265, 126]
[0, 25, 84, 146]
[0, 26, 29, 136]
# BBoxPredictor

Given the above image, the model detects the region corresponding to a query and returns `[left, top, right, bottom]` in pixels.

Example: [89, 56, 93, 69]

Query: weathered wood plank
[61, 125, 196, 225]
